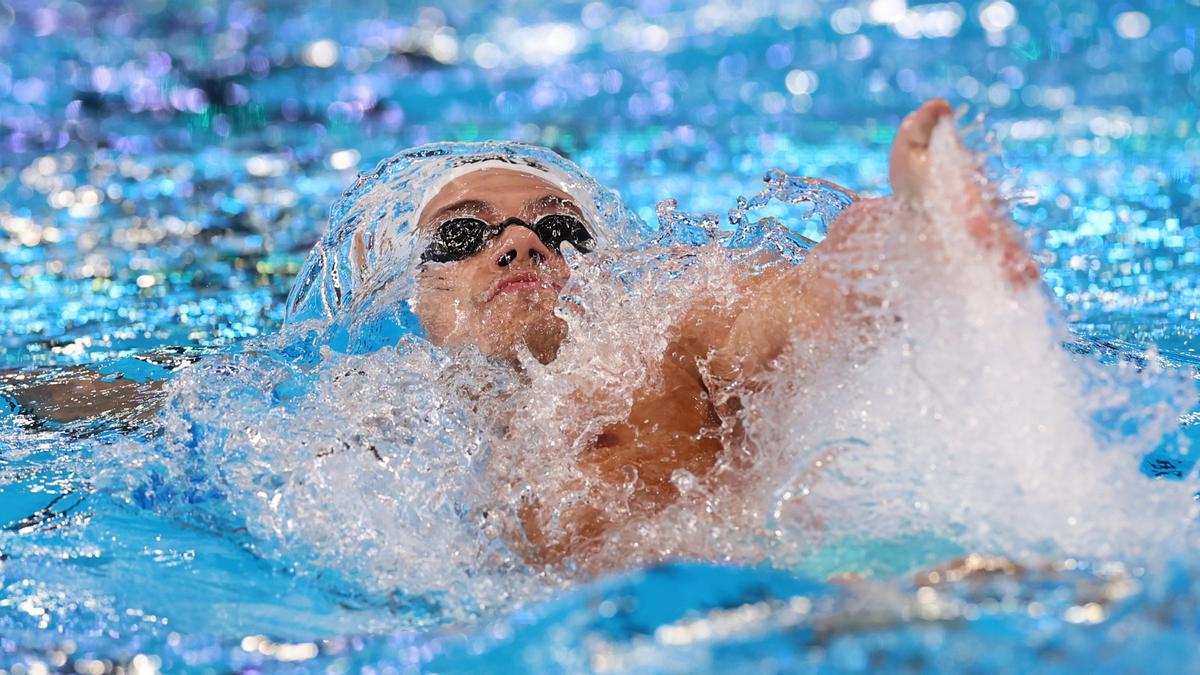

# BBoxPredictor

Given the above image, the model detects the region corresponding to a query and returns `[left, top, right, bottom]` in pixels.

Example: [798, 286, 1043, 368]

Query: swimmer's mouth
[486, 272, 558, 302]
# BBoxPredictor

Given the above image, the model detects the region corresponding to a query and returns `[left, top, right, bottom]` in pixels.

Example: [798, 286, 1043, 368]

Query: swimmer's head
[411, 164, 586, 363]
[284, 141, 648, 355]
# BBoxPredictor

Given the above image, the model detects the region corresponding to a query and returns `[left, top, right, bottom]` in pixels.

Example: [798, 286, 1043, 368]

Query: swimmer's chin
[481, 313, 569, 366]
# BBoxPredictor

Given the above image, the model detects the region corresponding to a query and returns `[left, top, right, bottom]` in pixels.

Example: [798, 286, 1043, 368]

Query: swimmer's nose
[491, 224, 552, 268]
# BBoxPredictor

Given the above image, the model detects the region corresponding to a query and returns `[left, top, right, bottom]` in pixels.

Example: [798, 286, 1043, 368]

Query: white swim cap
[413, 156, 602, 231]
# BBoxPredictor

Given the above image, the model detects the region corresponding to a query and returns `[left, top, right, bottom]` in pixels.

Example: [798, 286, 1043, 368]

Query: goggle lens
[420, 214, 593, 263]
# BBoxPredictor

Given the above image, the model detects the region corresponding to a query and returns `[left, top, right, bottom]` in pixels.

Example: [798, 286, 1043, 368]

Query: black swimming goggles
[419, 214, 593, 264]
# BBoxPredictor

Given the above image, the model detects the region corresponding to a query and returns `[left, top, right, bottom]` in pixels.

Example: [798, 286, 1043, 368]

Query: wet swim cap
[412, 157, 594, 228]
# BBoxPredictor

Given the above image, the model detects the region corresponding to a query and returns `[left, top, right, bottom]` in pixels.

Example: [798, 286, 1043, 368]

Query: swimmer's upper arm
[680, 263, 808, 385]
[678, 198, 897, 386]
[679, 249, 869, 389]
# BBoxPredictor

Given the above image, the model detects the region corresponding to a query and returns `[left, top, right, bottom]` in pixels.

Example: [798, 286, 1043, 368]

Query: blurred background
[0, 0, 1196, 368]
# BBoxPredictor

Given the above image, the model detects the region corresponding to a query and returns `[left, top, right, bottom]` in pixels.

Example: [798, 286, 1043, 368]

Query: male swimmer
[4, 99, 1038, 570]
[400, 98, 1036, 564]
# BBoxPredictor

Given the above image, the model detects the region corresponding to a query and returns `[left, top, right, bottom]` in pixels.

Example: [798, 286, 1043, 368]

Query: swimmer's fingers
[956, 194, 1042, 289]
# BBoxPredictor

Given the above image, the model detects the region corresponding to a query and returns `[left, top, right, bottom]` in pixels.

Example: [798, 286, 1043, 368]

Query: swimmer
[4, 99, 1039, 570]
[402, 99, 1037, 565]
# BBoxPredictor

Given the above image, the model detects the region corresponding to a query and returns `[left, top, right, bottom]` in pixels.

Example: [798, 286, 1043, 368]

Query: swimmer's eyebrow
[425, 199, 497, 225]
[523, 194, 584, 218]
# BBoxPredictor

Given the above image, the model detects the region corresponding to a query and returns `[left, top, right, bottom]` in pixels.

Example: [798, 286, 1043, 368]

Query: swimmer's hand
[1, 360, 177, 428]
[2, 368, 164, 425]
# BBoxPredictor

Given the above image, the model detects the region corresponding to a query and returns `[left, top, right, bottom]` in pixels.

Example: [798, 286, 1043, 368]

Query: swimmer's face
[412, 167, 582, 364]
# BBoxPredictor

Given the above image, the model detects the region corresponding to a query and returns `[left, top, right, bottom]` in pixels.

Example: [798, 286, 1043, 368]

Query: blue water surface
[2, 0, 1200, 672]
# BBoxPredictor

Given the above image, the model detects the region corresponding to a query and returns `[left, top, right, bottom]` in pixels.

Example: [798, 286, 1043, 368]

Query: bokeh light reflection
[0, 0, 1199, 669]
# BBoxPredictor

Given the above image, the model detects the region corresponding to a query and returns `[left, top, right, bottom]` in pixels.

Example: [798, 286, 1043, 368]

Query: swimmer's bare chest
[575, 340, 727, 509]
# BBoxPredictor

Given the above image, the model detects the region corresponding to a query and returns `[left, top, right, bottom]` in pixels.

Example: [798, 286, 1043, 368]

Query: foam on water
[95, 124, 1198, 628]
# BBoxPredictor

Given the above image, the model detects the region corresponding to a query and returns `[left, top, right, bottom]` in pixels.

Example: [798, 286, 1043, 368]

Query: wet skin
[410, 170, 576, 365]
[411, 99, 1038, 566]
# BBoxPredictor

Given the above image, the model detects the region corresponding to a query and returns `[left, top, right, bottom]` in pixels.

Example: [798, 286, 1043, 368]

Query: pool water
[2, 0, 1200, 672]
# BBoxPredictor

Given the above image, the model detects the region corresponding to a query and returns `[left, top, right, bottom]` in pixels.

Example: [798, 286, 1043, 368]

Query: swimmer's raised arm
[680, 99, 1037, 390]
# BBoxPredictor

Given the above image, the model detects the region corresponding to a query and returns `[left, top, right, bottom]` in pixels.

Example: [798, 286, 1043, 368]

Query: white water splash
[98, 122, 1198, 624]
[745, 119, 1198, 564]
